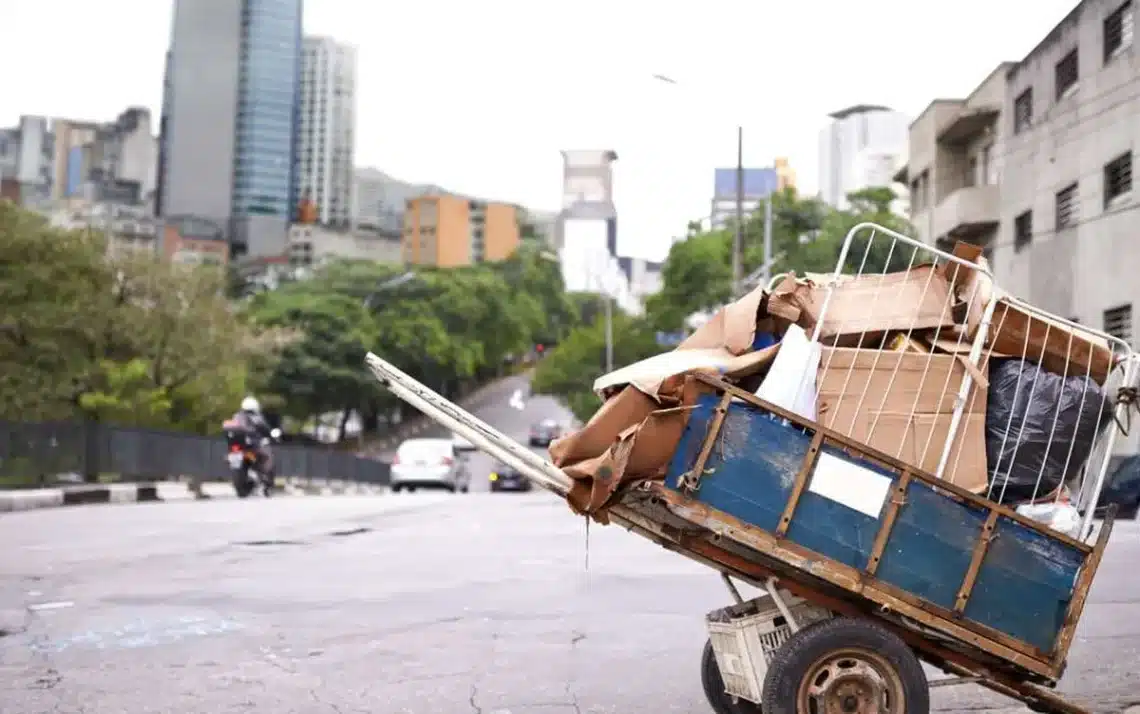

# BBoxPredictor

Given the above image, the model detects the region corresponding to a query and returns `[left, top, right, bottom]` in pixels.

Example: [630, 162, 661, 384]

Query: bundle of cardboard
[548, 242, 1116, 521]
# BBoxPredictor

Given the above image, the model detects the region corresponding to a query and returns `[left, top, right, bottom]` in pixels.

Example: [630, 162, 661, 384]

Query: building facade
[998, 0, 1136, 341]
[899, 63, 1009, 257]
[402, 195, 520, 267]
[818, 105, 910, 209]
[157, 0, 303, 257]
[0, 116, 53, 206]
[298, 36, 357, 227]
[287, 224, 401, 267]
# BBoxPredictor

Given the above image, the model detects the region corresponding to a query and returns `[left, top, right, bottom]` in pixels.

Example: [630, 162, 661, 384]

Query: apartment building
[402, 195, 520, 267]
[298, 36, 357, 227]
[897, 63, 1009, 260]
[998, 0, 1136, 340]
[287, 224, 401, 267]
[818, 105, 910, 209]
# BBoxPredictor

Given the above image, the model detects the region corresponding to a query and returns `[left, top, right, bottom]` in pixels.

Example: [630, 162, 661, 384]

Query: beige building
[896, 63, 1010, 263]
[287, 224, 401, 267]
[402, 195, 520, 267]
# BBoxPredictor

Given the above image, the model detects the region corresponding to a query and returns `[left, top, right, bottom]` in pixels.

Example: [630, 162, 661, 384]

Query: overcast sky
[2, 0, 1080, 261]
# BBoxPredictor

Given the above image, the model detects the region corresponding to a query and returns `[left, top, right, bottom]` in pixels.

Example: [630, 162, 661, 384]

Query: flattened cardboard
[676, 284, 768, 354]
[944, 241, 1114, 384]
[592, 343, 782, 399]
[816, 347, 989, 493]
[767, 266, 957, 345]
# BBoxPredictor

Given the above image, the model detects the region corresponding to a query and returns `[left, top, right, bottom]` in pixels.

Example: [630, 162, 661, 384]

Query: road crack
[567, 630, 586, 714]
[469, 683, 483, 714]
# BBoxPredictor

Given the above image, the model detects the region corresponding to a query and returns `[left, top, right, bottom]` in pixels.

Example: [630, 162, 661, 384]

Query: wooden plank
[689, 372, 1093, 554]
[865, 470, 912, 576]
[955, 509, 1000, 614]
[681, 391, 733, 493]
[774, 431, 823, 538]
[649, 483, 1059, 679]
[1051, 505, 1117, 668]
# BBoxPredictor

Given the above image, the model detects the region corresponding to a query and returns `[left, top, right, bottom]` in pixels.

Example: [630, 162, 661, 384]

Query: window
[1104, 151, 1132, 206]
[1055, 49, 1079, 100]
[1104, 1, 1134, 63]
[1104, 304, 1133, 344]
[1014, 210, 1033, 252]
[1055, 182, 1079, 229]
[1013, 89, 1033, 134]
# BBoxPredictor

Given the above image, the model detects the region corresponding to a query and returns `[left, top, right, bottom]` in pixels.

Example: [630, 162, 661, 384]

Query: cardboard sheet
[767, 266, 957, 345]
[816, 346, 989, 493]
[944, 241, 1114, 384]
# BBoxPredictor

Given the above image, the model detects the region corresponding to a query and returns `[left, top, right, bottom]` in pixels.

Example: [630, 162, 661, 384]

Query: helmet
[240, 396, 260, 413]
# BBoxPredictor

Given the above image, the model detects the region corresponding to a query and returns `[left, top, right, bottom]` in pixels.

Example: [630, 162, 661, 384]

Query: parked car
[489, 461, 532, 492]
[1094, 455, 1140, 519]
[528, 419, 563, 447]
[451, 431, 476, 453]
[390, 438, 470, 493]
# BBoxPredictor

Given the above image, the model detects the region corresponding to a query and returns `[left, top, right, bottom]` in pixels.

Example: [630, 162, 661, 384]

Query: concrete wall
[996, 0, 1139, 340]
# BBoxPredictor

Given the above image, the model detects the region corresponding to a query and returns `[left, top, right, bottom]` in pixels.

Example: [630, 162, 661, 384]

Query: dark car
[528, 419, 563, 447]
[1094, 455, 1140, 519]
[489, 461, 532, 492]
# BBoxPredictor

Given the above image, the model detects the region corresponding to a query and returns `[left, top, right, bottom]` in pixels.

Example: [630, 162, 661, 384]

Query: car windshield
[539, 420, 558, 429]
[397, 440, 451, 461]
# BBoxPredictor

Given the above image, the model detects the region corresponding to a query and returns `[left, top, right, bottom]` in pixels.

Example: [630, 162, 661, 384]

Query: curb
[0, 478, 386, 514]
[0, 483, 160, 513]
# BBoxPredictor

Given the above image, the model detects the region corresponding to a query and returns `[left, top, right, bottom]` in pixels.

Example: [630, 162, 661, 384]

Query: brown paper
[676, 284, 768, 354]
[767, 266, 957, 345]
[945, 241, 1114, 384]
[816, 347, 989, 493]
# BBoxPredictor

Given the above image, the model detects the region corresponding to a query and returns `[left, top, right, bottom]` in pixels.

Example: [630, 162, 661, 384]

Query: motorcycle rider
[234, 396, 277, 488]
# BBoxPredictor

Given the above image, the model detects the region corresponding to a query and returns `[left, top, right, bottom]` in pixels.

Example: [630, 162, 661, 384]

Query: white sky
[1, 0, 1080, 261]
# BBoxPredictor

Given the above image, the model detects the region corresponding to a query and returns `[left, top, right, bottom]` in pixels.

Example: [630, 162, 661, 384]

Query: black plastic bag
[985, 359, 1114, 504]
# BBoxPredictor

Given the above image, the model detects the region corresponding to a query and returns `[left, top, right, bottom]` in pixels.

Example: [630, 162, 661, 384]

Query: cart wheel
[761, 618, 927, 714]
[701, 639, 762, 714]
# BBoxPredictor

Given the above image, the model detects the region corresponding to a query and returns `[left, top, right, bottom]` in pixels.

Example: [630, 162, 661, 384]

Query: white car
[451, 431, 477, 453]
[390, 438, 470, 493]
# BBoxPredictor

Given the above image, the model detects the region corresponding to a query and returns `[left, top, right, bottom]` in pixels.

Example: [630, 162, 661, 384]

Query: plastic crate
[706, 593, 833, 703]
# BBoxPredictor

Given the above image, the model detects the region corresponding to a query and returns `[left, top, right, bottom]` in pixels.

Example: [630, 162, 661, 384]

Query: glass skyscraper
[158, 0, 303, 256]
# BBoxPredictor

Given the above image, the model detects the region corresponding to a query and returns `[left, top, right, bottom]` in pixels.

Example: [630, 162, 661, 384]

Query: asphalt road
[3, 375, 1140, 713]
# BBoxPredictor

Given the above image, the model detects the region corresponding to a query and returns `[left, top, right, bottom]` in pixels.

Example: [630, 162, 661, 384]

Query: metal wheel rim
[795, 647, 906, 714]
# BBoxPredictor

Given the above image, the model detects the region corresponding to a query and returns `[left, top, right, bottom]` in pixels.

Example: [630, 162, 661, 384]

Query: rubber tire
[391, 484, 402, 493]
[234, 481, 254, 498]
[701, 639, 762, 714]
[760, 618, 928, 714]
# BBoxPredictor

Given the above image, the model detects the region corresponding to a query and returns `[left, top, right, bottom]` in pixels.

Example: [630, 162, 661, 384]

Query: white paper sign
[808, 452, 892, 518]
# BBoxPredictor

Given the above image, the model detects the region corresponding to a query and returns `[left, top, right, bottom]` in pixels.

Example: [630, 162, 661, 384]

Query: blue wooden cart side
[657, 372, 1116, 683]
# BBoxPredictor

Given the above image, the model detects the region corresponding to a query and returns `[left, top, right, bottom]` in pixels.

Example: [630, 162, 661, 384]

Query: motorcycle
[221, 421, 282, 498]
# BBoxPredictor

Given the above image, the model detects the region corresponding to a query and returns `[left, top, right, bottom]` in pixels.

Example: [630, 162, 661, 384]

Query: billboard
[713, 167, 778, 200]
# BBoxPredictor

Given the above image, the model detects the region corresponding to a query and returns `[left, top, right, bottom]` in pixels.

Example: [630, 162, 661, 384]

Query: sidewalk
[0, 477, 388, 513]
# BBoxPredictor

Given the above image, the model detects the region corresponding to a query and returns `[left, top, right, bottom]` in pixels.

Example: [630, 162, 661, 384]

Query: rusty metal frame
[659, 372, 1110, 682]
[775, 431, 823, 538]
[865, 469, 911, 576]
[605, 498, 1092, 714]
[1050, 506, 1116, 669]
[955, 509, 1000, 614]
[678, 391, 733, 494]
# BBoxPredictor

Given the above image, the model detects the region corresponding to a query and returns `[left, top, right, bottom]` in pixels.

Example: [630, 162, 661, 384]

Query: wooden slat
[681, 391, 733, 493]
[955, 509, 1000, 614]
[1051, 505, 1117, 667]
[688, 372, 1093, 554]
[865, 470, 912, 576]
[774, 431, 823, 538]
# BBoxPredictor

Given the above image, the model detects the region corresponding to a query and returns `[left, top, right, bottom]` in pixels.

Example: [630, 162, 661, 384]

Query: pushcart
[364, 224, 1138, 714]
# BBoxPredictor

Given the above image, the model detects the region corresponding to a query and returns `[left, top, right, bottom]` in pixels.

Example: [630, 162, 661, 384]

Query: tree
[0, 201, 272, 434]
[531, 310, 660, 423]
[644, 230, 733, 333]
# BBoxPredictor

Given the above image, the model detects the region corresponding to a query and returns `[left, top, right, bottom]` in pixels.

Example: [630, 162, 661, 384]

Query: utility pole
[733, 126, 744, 297]
[761, 194, 773, 287]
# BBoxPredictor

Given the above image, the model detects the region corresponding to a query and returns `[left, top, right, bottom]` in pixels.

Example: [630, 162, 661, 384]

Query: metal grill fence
[0, 420, 390, 488]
